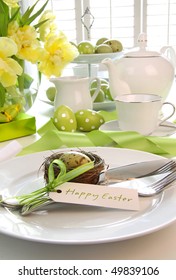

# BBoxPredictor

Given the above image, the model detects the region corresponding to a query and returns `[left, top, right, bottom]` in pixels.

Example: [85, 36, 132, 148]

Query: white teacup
[115, 94, 175, 135]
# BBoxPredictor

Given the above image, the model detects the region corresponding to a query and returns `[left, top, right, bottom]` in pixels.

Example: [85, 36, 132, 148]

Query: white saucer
[99, 120, 176, 137]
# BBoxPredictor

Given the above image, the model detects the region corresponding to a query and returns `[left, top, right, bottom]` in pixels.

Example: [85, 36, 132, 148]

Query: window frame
[23, 0, 176, 49]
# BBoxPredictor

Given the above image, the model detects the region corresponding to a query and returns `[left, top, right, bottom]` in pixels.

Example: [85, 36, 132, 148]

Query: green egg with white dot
[75, 109, 105, 132]
[53, 105, 77, 132]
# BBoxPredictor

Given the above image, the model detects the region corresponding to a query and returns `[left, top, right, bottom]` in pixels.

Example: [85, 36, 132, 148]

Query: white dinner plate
[0, 147, 176, 244]
[99, 120, 176, 137]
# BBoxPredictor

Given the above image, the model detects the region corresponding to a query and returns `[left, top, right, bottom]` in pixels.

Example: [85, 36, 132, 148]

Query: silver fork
[147, 159, 176, 176]
[137, 166, 176, 197]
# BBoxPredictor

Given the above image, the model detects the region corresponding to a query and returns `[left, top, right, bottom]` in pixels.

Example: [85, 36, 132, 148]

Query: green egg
[75, 109, 105, 132]
[53, 105, 77, 132]
[59, 151, 91, 169]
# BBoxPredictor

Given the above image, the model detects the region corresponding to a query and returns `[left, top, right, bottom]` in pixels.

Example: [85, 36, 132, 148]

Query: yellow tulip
[38, 33, 79, 77]
[8, 24, 41, 63]
[39, 10, 57, 41]
[0, 37, 22, 87]
[0, 37, 18, 57]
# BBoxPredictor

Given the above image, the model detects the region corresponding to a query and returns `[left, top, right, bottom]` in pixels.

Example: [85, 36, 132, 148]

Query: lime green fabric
[19, 115, 176, 157]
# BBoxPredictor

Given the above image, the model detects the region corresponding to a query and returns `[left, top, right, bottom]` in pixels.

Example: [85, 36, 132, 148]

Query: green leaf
[0, 0, 9, 36]
[0, 84, 6, 107]
[0, 15, 5, 36]
[20, 0, 41, 23]
[34, 19, 49, 29]
[0, 0, 9, 15]
[20, 0, 49, 26]
[23, 73, 34, 89]
[9, 6, 21, 23]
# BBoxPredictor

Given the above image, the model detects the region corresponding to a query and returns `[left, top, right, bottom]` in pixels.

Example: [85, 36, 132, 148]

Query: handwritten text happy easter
[60, 187, 133, 202]
[49, 182, 139, 210]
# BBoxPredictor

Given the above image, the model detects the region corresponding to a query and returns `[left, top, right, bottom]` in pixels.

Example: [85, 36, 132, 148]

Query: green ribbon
[17, 158, 94, 215]
[18, 111, 176, 158]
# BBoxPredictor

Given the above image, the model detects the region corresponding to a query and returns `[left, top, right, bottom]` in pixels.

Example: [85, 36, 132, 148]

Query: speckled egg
[75, 109, 105, 132]
[59, 151, 91, 169]
[53, 105, 77, 132]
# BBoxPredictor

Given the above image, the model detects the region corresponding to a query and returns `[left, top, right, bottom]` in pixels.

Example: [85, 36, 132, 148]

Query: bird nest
[43, 150, 105, 185]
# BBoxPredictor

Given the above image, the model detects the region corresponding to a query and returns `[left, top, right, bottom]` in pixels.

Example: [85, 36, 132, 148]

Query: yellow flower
[0, 37, 22, 87]
[38, 32, 79, 77]
[39, 10, 58, 41]
[2, 0, 19, 7]
[8, 23, 42, 63]
[7, 21, 19, 36]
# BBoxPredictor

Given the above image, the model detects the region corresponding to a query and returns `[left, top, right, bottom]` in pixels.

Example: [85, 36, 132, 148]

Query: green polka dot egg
[75, 109, 105, 132]
[53, 105, 77, 132]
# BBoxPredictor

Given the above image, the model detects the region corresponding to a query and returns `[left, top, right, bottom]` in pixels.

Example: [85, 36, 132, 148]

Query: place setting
[1, 146, 176, 245]
[0, 5, 176, 248]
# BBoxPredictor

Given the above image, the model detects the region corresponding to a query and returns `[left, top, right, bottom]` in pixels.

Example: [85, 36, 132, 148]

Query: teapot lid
[125, 33, 160, 57]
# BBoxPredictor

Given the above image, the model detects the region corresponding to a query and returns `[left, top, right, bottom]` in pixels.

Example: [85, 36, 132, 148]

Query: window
[24, 0, 176, 49]
[51, 0, 138, 47]
[87, 0, 136, 47]
[144, 0, 176, 47]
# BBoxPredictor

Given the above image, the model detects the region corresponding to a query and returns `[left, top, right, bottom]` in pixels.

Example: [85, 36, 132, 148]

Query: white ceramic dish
[0, 147, 176, 244]
[73, 53, 122, 64]
[40, 97, 116, 111]
[99, 120, 176, 137]
[93, 101, 116, 111]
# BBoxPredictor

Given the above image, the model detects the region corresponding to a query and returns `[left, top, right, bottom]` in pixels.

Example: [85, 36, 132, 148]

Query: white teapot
[102, 33, 176, 100]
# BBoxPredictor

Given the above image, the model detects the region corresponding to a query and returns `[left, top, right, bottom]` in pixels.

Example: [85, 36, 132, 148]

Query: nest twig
[42, 150, 105, 185]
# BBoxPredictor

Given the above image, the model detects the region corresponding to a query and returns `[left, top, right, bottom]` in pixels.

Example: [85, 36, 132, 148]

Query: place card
[49, 182, 139, 211]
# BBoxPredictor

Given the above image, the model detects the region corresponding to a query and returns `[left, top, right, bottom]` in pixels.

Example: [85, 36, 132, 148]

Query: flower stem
[17, 59, 25, 94]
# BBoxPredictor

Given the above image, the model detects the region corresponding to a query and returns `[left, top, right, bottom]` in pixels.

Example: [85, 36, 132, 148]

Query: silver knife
[98, 158, 171, 183]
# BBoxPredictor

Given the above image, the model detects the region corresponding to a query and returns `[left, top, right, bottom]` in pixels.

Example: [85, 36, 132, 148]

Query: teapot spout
[101, 58, 131, 99]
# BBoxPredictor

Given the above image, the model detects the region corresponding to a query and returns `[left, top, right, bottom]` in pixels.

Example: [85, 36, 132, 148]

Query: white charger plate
[0, 147, 176, 244]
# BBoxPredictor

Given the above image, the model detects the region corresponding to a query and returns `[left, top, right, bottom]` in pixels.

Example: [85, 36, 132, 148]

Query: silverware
[98, 158, 176, 183]
[21, 166, 176, 214]
[1, 159, 176, 215]
[99, 162, 176, 197]
[0, 195, 20, 209]
[136, 166, 176, 196]
[20, 197, 55, 216]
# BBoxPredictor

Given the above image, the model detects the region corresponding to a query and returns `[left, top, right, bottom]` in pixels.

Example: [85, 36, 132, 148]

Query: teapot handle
[160, 46, 176, 68]
[89, 77, 101, 102]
